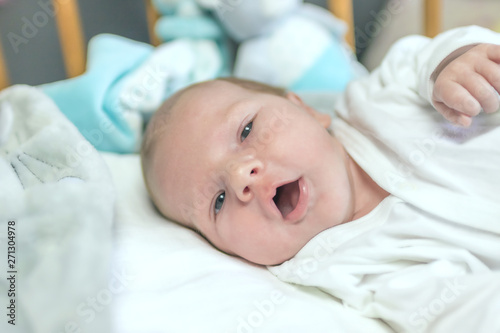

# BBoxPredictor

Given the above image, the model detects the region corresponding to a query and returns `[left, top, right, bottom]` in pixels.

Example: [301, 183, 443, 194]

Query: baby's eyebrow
[225, 98, 256, 119]
[225, 100, 259, 138]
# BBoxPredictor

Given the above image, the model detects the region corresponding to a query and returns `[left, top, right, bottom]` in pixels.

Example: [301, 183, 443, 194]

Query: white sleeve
[373, 25, 500, 106]
[333, 25, 500, 234]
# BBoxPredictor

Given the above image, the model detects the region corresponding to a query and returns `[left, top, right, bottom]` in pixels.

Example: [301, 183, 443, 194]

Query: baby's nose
[228, 155, 263, 203]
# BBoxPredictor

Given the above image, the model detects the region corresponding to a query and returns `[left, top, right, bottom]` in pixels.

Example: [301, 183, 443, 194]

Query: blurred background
[1, 0, 500, 86]
[0, 0, 385, 86]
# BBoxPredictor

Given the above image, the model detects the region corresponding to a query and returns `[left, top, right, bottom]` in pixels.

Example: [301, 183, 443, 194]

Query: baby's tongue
[275, 180, 299, 218]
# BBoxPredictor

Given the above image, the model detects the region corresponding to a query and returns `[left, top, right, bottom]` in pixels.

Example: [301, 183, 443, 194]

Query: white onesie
[269, 26, 500, 333]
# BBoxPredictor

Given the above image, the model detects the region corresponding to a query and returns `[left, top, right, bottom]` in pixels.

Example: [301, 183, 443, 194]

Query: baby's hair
[217, 77, 287, 97]
[140, 77, 287, 221]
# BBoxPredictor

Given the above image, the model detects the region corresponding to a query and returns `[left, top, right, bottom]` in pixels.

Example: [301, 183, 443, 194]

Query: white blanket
[104, 152, 394, 333]
[0, 86, 114, 333]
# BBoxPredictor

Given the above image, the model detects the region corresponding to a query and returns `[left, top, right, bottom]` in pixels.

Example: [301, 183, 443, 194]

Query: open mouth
[273, 179, 300, 218]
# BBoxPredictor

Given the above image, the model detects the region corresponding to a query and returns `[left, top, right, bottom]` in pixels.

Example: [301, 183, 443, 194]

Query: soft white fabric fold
[0, 85, 115, 333]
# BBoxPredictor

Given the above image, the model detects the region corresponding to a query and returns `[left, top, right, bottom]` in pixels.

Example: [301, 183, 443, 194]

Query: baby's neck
[346, 152, 390, 221]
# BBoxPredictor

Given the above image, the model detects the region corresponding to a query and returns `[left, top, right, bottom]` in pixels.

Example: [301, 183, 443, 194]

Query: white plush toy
[203, 0, 366, 91]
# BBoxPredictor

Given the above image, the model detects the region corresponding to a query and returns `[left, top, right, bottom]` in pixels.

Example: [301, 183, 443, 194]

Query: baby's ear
[285, 92, 332, 129]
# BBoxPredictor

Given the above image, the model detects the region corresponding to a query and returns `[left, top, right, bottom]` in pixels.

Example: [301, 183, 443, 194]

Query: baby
[142, 26, 500, 331]
[141, 26, 500, 268]
[140, 75, 396, 265]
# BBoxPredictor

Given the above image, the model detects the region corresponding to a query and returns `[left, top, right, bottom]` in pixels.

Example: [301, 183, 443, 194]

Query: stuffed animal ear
[233, 16, 357, 92]
[210, 0, 301, 42]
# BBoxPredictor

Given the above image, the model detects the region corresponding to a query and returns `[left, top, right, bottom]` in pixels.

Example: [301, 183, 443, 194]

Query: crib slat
[145, 0, 161, 46]
[424, 0, 441, 37]
[328, 0, 355, 50]
[0, 40, 9, 90]
[54, 0, 86, 78]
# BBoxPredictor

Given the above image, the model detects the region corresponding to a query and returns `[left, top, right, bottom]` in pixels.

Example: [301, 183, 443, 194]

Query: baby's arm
[432, 43, 500, 127]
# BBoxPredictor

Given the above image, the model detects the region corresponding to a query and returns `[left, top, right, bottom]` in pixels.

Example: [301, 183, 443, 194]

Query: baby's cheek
[220, 213, 264, 248]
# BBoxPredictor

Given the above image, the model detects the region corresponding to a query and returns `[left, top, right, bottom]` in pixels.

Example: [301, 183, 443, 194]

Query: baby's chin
[239, 248, 299, 267]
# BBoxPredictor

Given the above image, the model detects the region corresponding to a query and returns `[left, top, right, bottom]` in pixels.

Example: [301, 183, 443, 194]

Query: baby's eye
[214, 192, 225, 215]
[240, 121, 253, 142]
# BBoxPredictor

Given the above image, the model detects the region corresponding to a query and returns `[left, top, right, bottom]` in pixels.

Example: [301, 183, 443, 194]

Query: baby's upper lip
[267, 177, 302, 221]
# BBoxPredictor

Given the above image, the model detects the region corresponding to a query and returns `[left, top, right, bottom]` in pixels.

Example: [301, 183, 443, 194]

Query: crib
[0, 0, 442, 90]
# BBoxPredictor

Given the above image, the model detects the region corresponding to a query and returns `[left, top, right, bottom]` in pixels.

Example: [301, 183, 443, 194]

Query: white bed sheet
[103, 152, 394, 333]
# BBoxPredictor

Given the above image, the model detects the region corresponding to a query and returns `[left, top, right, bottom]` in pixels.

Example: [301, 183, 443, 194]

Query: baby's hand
[432, 43, 500, 127]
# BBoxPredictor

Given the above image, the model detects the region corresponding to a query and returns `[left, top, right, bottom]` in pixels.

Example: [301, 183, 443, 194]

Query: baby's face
[151, 81, 356, 265]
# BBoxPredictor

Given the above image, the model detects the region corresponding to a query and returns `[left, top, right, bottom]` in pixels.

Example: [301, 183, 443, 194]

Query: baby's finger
[434, 100, 473, 127]
[461, 73, 499, 114]
[433, 80, 481, 117]
[476, 57, 500, 92]
[473, 59, 500, 113]
[485, 43, 500, 64]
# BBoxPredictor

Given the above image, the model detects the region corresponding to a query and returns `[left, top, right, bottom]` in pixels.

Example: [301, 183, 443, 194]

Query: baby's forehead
[173, 80, 258, 115]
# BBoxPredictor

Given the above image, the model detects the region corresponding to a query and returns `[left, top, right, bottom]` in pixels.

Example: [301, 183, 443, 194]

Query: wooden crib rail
[424, 0, 441, 38]
[329, 0, 356, 49]
[0, 41, 8, 90]
[0, 0, 441, 90]
[330, 0, 441, 50]
[144, 0, 161, 47]
[54, 0, 86, 79]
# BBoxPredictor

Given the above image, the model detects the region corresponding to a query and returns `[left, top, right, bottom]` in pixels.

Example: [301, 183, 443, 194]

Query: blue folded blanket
[42, 34, 153, 153]
[41, 33, 224, 153]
